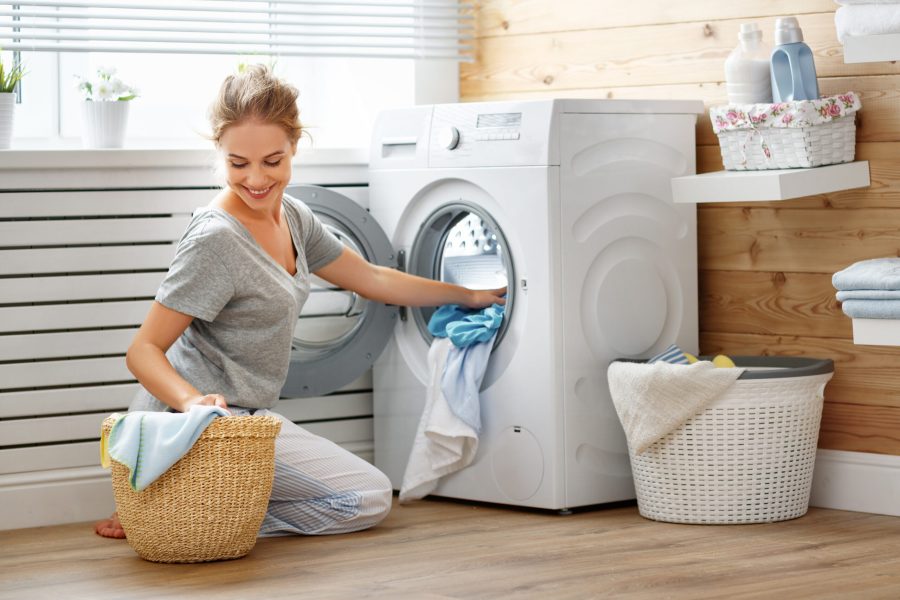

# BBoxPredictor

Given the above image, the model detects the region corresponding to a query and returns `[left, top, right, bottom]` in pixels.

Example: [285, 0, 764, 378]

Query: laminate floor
[2, 498, 899, 599]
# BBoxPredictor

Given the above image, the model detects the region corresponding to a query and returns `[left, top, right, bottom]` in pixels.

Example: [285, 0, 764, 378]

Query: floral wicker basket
[102, 415, 282, 563]
[710, 92, 861, 170]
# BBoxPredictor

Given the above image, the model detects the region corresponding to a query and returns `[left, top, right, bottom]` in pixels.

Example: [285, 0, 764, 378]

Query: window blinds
[0, 0, 474, 60]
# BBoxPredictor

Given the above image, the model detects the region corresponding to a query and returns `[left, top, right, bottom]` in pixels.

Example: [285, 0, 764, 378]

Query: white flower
[77, 67, 138, 101]
[110, 78, 127, 95]
[94, 81, 115, 100]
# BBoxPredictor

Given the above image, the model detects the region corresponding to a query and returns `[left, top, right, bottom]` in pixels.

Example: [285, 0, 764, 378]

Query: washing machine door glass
[408, 202, 514, 345]
[281, 185, 397, 398]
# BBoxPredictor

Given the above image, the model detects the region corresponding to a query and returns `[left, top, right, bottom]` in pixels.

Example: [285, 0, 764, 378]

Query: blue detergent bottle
[770, 16, 820, 102]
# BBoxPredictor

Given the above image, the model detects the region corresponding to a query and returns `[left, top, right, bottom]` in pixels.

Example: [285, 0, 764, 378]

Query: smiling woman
[92, 63, 503, 541]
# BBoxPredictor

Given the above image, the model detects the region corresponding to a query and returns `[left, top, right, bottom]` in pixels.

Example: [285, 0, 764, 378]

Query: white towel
[835, 0, 900, 5]
[399, 337, 478, 502]
[835, 5, 900, 43]
[607, 361, 744, 454]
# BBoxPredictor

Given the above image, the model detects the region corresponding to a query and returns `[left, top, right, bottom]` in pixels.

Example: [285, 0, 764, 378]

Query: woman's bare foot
[94, 512, 126, 538]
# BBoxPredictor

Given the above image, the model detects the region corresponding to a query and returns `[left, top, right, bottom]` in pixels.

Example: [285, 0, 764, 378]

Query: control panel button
[439, 126, 461, 150]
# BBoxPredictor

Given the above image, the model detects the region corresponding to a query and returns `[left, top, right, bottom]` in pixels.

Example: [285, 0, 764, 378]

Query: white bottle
[725, 23, 773, 104]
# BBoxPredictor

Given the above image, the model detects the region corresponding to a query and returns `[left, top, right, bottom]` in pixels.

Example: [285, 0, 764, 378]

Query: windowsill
[0, 144, 369, 170]
[0, 145, 370, 189]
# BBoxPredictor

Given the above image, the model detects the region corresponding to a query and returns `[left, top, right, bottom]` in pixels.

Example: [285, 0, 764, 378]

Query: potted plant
[75, 67, 138, 148]
[0, 54, 25, 149]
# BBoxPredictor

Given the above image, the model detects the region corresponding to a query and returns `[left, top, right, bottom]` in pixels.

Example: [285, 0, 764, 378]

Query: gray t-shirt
[129, 194, 344, 412]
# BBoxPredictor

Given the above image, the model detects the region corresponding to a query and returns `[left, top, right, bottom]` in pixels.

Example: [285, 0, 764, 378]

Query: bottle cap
[774, 16, 804, 45]
[738, 22, 763, 43]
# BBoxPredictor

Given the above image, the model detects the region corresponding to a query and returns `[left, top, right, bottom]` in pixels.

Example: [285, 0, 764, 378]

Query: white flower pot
[81, 100, 130, 148]
[0, 93, 15, 150]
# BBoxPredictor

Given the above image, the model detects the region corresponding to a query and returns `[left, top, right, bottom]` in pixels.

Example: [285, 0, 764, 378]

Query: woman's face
[218, 119, 296, 214]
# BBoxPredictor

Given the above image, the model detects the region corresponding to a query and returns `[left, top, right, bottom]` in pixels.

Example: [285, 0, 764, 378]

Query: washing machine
[284, 98, 703, 511]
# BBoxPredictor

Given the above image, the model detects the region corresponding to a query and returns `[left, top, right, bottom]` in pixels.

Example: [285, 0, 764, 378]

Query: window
[2, 1, 471, 149]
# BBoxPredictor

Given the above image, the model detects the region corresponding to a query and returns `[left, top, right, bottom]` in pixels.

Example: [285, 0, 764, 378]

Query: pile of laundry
[399, 303, 505, 502]
[835, 0, 900, 44]
[832, 257, 900, 319]
[607, 345, 744, 455]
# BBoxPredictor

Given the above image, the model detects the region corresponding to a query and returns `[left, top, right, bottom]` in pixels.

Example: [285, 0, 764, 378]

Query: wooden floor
[2, 498, 900, 599]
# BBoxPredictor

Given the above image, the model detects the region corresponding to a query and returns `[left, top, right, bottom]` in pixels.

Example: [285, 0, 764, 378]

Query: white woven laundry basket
[627, 356, 833, 525]
[710, 92, 861, 171]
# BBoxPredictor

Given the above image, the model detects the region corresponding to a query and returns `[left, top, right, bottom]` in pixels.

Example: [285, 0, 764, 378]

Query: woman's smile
[244, 184, 274, 200]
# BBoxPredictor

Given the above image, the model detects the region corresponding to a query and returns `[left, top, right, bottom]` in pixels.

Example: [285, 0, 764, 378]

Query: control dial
[439, 126, 461, 150]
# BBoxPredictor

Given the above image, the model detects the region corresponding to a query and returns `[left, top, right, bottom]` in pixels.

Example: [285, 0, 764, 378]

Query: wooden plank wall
[462, 0, 900, 456]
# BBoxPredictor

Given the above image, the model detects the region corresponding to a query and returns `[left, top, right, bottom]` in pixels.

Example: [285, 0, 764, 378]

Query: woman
[95, 65, 505, 539]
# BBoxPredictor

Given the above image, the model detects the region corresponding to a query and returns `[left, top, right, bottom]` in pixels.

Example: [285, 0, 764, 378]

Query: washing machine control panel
[429, 101, 555, 167]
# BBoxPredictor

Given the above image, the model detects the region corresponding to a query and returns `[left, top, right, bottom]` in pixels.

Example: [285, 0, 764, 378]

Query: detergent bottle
[724, 23, 772, 104]
[770, 16, 820, 102]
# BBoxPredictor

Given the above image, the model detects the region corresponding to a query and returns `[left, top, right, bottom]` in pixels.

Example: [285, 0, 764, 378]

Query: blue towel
[647, 344, 691, 365]
[101, 405, 229, 491]
[428, 303, 505, 348]
[837, 289, 900, 301]
[428, 303, 506, 432]
[839, 299, 900, 319]
[833, 258, 900, 291]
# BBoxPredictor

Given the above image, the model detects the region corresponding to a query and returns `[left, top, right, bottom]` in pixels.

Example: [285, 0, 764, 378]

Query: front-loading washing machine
[283, 98, 703, 511]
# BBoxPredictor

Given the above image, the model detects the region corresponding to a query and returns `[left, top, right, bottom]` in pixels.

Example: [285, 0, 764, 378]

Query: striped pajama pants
[230, 408, 393, 537]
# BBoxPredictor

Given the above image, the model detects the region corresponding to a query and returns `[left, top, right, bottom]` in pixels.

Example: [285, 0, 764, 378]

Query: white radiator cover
[0, 150, 371, 530]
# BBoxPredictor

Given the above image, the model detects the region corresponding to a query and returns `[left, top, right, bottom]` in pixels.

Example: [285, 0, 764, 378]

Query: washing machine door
[282, 185, 398, 398]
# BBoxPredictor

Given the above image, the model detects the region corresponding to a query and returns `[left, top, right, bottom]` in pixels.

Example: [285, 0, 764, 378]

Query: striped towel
[647, 344, 691, 365]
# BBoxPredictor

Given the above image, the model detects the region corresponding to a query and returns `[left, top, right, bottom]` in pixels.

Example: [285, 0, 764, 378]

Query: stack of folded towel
[835, 0, 900, 44]
[832, 257, 900, 318]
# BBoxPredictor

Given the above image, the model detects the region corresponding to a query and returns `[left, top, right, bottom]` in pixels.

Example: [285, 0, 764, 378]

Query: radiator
[0, 184, 374, 530]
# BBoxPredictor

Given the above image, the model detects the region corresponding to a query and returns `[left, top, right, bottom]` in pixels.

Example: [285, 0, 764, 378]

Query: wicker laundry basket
[710, 92, 861, 171]
[103, 415, 282, 563]
[625, 357, 833, 525]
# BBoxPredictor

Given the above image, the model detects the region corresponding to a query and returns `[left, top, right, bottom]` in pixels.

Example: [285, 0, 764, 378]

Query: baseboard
[2, 449, 893, 531]
[810, 449, 900, 517]
[0, 467, 115, 531]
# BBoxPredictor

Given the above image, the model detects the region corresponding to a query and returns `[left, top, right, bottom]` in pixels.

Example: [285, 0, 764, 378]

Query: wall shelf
[843, 33, 900, 64]
[671, 161, 870, 204]
[852, 318, 900, 346]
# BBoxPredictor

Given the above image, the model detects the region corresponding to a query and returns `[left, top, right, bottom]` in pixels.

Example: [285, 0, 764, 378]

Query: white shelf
[843, 33, 900, 64]
[852, 318, 900, 346]
[671, 161, 870, 204]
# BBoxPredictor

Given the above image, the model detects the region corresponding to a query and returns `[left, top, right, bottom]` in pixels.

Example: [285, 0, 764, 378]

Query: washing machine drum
[407, 201, 514, 348]
[281, 187, 515, 398]
[281, 185, 397, 398]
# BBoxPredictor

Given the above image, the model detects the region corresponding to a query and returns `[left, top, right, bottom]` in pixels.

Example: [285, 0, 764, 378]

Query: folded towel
[837, 289, 900, 301]
[833, 258, 900, 291]
[835, 5, 900, 44]
[835, 0, 900, 5]
[101, 405, 229, 491]
[607, 361, 744, 454]
[400, 338, 478, 502]
[839, 299, 900, 319]
[428, 303, 505, 348]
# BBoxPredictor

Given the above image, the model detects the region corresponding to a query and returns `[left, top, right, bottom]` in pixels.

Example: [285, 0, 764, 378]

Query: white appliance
[283, 98, 703, 511]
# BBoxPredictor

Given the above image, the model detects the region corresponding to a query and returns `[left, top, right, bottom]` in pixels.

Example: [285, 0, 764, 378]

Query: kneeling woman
[95, 65, 505, 539]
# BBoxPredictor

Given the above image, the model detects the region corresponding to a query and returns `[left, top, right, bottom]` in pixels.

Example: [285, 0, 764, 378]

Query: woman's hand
[183, 393, 230, 414]
[461, 286, 507, 309]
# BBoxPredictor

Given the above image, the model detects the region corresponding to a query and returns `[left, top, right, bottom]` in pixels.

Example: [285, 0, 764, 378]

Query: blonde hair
[208, 64, 303, 146]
